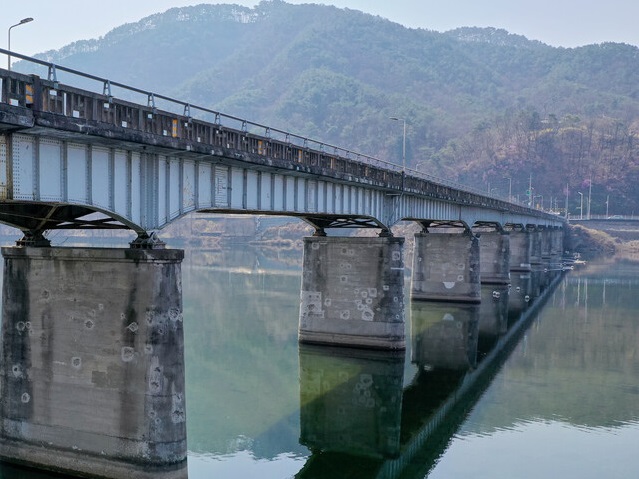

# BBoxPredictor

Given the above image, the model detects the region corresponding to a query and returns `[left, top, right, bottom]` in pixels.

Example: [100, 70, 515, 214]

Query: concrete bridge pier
[411, 230, 481, 303]
[477, 230, 511, 285]
[508, 228, 532, 272]
[541, 228, 553, 261]
[529, 227, 543, 265]
[299, 236, 405, 349]
[0, 246, 187, 479]
[551, 228, 565, 257]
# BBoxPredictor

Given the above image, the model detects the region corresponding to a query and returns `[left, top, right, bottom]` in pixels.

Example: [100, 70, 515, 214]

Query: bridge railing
[1, 53, 403, 186]
[0, 49, 555, 220]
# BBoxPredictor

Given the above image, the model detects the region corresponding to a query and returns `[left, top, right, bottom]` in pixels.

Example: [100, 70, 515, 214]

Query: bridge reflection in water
[296, 268, 562, 479]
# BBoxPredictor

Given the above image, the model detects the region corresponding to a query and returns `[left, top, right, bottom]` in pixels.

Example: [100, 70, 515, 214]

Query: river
[0, 240, 638, 478]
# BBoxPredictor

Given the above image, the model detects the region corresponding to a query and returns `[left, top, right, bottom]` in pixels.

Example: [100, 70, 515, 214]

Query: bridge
[0, 49, 562, 242]
[0, 50, 565, 479]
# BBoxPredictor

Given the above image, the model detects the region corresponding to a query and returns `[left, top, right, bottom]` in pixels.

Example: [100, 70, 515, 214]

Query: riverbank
[567, 223, 639, 261]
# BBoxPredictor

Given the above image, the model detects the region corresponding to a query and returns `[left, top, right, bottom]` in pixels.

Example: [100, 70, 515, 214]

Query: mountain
[16, 0, 639, 215]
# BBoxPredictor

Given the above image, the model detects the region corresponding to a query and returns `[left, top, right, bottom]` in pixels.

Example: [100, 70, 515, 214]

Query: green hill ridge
[17, 0, 639, 216]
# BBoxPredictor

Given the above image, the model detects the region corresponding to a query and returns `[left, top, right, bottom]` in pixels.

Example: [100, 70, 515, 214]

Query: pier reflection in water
[296, 268, 561, 479]
[427, 261, 639, 479]
[299, 346, 404, 459]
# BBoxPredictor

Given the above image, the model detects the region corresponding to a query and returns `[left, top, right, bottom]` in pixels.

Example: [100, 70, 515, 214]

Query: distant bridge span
[0, 49, 563, 246]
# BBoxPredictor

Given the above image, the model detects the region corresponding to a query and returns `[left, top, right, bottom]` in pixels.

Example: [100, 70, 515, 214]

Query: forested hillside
[20, 0, 639, 216]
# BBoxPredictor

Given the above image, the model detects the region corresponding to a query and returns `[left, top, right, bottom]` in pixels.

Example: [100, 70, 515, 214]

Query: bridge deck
[0, 50, 564, 242]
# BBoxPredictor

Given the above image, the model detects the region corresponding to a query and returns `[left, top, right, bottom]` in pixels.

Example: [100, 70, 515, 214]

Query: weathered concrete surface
[299, 236, 405, 350]
[0, 247, 187, 479]
[541, 229, 553, 259]
[509, 231, 532, 272]
[551, 229, 565, 256]
[529, 229, 543, 265]
[478, 232, 511, 284]
[411, 232, 481, 303]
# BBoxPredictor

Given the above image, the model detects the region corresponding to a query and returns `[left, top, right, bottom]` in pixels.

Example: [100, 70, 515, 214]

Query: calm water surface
[1, 242, 638, 478]
[182, 247, 639, 479]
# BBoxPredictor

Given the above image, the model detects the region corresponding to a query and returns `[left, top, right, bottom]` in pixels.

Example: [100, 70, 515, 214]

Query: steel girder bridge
[0, 50, 564, 248]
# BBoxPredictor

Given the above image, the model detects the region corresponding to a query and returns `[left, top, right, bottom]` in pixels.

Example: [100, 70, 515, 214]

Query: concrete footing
[0, 247, 187, 479]
[529, 229, 543, 265]
[299, 236, 405, 350]
[411, 231, 481, 303]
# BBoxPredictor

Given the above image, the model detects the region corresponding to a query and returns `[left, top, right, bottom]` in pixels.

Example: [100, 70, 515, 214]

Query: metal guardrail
[0, 48, 557, 221]
[569, 215, 637, 221]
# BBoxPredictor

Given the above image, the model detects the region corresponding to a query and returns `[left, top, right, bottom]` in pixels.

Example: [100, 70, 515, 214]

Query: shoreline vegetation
[568, 224, 639, 261]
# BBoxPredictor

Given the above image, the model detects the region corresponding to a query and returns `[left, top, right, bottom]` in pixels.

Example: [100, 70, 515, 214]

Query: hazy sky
[3, 0, 639, 59]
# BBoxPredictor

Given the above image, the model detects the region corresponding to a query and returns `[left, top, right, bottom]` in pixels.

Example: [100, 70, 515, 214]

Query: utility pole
[588, 173, 592, 219]
[389, 117, 406, 173]
[504, 177, 512, 202]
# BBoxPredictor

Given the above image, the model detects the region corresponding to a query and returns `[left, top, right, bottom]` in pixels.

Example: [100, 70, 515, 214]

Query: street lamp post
[7, 17, 34, 71]
[578, 192, 584, 220]
[389, 117, 406, 173]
